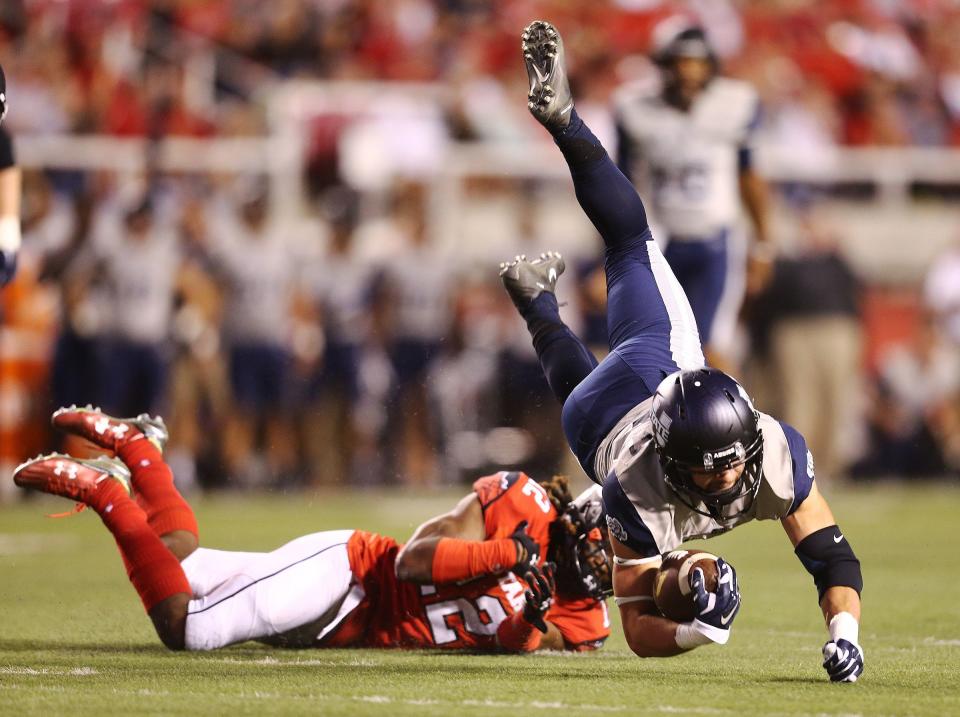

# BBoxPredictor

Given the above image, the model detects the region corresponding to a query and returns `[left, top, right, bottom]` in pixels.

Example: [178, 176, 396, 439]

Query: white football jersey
[207, 204, 298, 346]
[614, 78, 760, 238]
[91, 214, 180, 345]
[597, 396, 813, 558]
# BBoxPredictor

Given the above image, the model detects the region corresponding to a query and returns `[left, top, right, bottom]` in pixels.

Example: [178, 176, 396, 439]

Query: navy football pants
[523, 112, 704, 480]
[663, 229, 730, 346]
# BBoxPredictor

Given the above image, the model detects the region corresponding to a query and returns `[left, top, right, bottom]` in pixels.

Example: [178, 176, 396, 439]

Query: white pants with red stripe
[179, 529, 361, 650]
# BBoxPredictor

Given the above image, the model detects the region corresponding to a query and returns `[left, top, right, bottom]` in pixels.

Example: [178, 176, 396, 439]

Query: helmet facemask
[549, 506, 613, 601]
[659, 431, 764, 522]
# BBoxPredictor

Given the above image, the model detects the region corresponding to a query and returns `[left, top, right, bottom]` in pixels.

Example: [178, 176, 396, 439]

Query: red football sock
[87, 480, 191, 612]
[118, 438, 198, 540]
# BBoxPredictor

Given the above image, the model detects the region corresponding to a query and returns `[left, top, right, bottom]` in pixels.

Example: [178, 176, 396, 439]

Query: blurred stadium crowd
[2, 0, 960, 494]
[6, 0, 960, 145]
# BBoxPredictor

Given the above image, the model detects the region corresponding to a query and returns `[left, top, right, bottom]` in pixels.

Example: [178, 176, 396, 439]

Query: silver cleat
[522, 20, 574, 130]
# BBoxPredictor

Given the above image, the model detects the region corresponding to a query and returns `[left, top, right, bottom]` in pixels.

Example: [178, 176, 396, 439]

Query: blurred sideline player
[0, 62, 22, 287]
[502, 21, 863, 682]
[13, 407, 611, 653]
[614, 20, 773, 370]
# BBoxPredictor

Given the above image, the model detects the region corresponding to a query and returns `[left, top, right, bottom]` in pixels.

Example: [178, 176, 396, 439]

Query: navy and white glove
[0, 248, 16, 287]
[689, 558, 741, 645]
[521, 562, 556, 633]
[822, 639, 864, 683]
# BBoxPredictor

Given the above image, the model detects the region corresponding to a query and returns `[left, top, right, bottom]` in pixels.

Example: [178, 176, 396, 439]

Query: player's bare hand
[745, 251, 774, 297]
[521, 562, 556, 633]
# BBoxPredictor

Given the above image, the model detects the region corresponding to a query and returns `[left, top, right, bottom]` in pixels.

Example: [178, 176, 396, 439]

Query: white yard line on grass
[922, 637, 960, 646]
[0, 684, 904, 717]
[0, 666, 97, 676]
[201, 656, 380, 667]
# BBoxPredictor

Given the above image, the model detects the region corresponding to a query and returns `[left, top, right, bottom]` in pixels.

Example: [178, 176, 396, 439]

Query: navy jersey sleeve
[0, 128, 14, 170]
[779, 421, 815, 514]
[601, 472, 660, 558]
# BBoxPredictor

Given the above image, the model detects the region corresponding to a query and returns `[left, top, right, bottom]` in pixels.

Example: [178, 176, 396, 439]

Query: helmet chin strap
[664, 460, 764, 522]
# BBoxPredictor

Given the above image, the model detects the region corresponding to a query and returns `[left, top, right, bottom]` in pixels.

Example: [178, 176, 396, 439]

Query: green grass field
[2, 483, 959, 716]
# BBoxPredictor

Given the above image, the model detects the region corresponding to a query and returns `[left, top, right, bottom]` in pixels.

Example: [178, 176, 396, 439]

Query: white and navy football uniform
[87, 207, 180, 416]
[207, 203, 298, 412]
[615, 78, 761, 347]
[597, 397, 815, 557]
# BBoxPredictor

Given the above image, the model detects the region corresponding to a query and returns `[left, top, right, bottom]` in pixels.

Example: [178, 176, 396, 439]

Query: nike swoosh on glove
[689, 557, 741, 644]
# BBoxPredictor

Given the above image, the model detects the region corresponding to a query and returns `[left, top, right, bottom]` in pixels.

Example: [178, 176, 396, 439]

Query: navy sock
[549, 109, 650, 248]
[522, 292, 598, 405]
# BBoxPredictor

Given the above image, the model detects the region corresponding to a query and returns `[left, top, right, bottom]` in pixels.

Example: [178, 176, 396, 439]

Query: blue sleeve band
[737, 146, 753, 171]
[780, 421, 814, 514]
[601, 471, 660, 558]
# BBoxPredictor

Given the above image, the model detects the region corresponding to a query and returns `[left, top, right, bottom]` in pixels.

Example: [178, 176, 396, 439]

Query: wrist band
[828, 611, 859, 645]
[675, 621, 715, 649]
[749, 242, 775, 262]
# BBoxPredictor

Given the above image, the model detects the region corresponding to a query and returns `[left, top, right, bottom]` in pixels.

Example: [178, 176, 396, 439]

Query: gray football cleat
[13, 453, 132, 503]
[522, 20, 574, 130]
[499, 251, 566, 311]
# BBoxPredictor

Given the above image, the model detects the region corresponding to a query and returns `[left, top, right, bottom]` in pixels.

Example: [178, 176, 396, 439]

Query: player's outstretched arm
[781, 481, 864, 683]
[395, 493, 539, 584]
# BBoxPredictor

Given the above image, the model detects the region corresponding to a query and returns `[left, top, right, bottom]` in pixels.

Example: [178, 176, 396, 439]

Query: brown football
[653, 549, 720, 622]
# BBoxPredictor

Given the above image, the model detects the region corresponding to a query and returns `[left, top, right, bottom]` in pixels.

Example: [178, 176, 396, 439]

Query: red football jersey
[321, 471, 609, 651]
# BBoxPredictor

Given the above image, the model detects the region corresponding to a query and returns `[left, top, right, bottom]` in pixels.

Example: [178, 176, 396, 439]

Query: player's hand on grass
[822, 639, 864, 683]
[690, 558, 741, 642]
[521, 562, 556, 633]
[510, 521, 541, 573]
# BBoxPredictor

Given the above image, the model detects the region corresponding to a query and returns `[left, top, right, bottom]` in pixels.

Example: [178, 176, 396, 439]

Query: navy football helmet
[651, 21, 718, 107]
[652, 23, 718, 70]
[651, 368, 763, 521]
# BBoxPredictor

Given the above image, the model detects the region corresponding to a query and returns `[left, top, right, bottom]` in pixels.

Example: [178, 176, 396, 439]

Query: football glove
[509, 521, 541, 574]
[521, 562, 556, 633]
[822, 638, 864, 683]
[0, 248, 16, 287]
[690, 558, 741, 642]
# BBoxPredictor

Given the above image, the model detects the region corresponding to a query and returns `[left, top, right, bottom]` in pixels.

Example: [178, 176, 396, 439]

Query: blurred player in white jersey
[0, 63, 22, 287]
[79, 198, 181, 416]
[615, 20, 773, 369]
[206, 184, 300, 485]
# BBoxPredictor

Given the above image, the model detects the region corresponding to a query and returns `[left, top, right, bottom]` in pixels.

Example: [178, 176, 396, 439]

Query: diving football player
[502, 21, 863, 682]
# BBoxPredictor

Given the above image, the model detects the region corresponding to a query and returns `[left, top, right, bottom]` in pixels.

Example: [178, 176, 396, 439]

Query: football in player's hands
[653, 549, 720, 622]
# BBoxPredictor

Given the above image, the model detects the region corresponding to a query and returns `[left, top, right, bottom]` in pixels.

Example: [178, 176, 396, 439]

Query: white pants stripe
[647, 241, 706, 370]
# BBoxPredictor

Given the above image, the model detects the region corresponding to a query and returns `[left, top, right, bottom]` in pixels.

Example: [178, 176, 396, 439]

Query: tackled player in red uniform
[13, 407, 611, 653]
